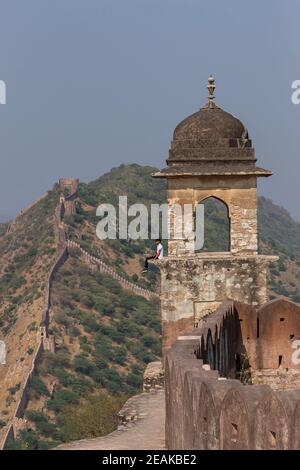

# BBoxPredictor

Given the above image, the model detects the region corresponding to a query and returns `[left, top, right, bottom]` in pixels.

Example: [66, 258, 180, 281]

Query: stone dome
[173, 106, 248, 141]
[153, 76, 272, 179]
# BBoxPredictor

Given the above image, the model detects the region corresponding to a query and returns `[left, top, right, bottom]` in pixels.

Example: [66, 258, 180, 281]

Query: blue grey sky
[0, 0, 299, 220]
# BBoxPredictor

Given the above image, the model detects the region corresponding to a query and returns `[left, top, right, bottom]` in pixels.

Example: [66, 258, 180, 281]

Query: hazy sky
[0, 0, 299, 221]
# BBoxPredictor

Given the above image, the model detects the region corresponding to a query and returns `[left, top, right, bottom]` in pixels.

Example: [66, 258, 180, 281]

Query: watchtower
[153, 77, 278, 352]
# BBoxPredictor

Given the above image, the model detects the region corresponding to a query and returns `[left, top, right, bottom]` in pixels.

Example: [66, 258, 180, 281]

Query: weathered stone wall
[158, 175, 277, 354]
[195, 299, 300, 382]
[252, 369, 300, 390]
[165, 300, 300, 450]
[159, 254, 276, 353]
[163, 317, 195, 354]
[0, 182, 78, 449]
[255, 299, 300, 370]
[0, 341, 43, 448]
[143, 361, 164, 392]
[167, 176, 258, 256]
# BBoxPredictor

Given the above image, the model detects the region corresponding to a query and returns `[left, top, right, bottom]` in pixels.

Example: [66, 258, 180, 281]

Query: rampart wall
[1, 177, 157, 448]
[165, 300, 300, 450]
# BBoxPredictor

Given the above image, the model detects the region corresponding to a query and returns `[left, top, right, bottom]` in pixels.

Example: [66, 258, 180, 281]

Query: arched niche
[195, 196, 231, 252]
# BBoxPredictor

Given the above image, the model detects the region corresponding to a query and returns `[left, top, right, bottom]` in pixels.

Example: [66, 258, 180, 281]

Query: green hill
[1, 163, 300, 449]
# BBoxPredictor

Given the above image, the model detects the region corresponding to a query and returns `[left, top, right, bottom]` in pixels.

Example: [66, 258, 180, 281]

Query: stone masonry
[153, 78, 277, 353]
[143, 361, 164, 392]
[165, 299, 300, 449]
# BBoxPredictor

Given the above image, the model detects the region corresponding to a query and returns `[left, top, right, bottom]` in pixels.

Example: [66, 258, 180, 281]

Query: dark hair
[156, 239, 161, 243]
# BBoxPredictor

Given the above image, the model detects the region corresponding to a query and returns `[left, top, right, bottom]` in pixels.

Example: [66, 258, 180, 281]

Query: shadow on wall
[165, 299, 300, 450]
[196, 304, 249, 380]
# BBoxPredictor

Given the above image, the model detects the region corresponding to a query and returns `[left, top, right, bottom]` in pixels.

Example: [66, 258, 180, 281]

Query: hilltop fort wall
[0, 179, 79, 449]
[1, 177, 158, 448]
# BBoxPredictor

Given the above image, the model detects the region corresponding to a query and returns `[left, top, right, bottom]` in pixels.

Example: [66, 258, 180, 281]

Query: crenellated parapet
[165, 299, 300, 450]
[67, 240, 157, 301]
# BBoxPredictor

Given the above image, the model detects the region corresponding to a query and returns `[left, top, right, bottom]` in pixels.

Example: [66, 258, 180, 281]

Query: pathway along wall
[165, 300, 300, 450]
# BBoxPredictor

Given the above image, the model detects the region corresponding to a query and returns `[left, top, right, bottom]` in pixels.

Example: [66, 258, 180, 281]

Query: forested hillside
[1, 164, 300, 449]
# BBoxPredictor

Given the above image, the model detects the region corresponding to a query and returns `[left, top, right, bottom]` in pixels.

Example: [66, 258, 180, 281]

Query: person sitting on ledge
[142, 239, 164, 273]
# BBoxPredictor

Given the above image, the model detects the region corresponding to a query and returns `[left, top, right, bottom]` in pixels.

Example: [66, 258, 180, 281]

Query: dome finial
[207, 75, 216, 108]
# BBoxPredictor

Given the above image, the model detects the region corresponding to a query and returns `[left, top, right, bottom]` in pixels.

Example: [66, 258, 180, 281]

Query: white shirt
[156, 243, 164, 260]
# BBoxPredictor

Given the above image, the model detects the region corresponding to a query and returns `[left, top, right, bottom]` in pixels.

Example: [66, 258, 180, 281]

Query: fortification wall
[1, 175, 162, 449]
[0, 184, 76, 449]
[0, 341, 43, 448]
[40, 245, 68, 327]
[165, 300, 300, 450]
[1, 176, 157, 448]
[67, 240, 156, 301]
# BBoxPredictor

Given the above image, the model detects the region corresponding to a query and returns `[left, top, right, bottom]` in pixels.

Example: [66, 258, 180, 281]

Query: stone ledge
[143, 361, 164, 393]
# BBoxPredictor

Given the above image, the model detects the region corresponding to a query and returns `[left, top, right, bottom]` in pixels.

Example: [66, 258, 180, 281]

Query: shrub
[47, 390, 79, 412]
[82, 317, 99, 333]
[79, 292, 95, 308]
[95, 358, 109, 369]
[80, 342, 91, 353]
[29, 377, 49, 399]
[60, 392, 127, 441]
[25, 410, 48, 424]
[53, 368, 73, 387]
[54, 311, 72, 328]
[114, 348, 127, 365]
[126, 373, 143, 389]
[68, 326, 80, 337]
[117, 319, 139, 337]
[5, 430, 40, 450]
[27, 247, 38, 257]
[130, 363, 142, 375]
[138, 351, 155, 364]
[99, 324, 124, 343]
[291, 293, 300, 303]
[70, 377, 93, 396]
[73, 355, 95, 375]
[36, 420, 57, 437]
[8, 383, 21, 395]
[42, 351, 71, 370]
[141, 334, 156, 348]
[101, 368, 123, 388]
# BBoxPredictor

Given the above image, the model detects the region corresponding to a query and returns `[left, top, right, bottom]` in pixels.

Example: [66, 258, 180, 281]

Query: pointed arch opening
[196, 196, 230, 252]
